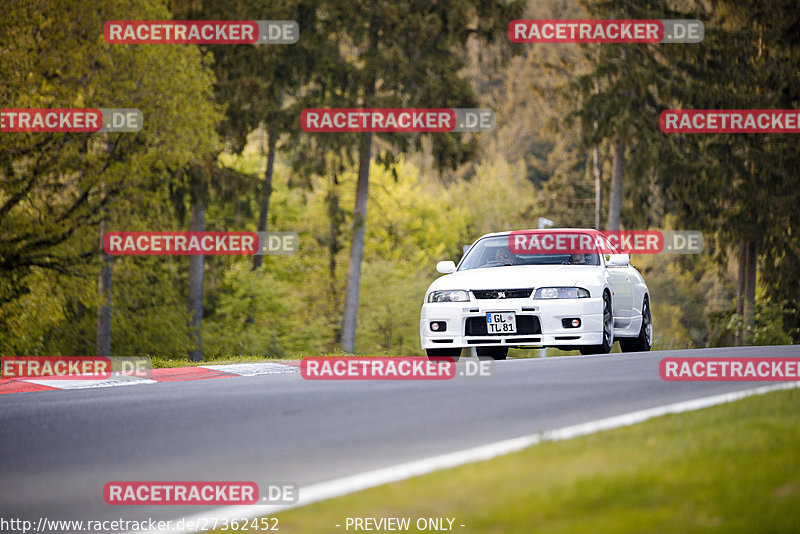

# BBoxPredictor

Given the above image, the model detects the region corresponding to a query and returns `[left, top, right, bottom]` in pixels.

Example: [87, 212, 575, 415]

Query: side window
[601, 236, 620, 263]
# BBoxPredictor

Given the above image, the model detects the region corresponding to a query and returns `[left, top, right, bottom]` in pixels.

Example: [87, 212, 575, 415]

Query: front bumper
[420, 297, 604, 349]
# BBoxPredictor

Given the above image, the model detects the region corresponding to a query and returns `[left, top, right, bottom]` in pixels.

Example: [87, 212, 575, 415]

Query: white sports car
[420, 229, 652, 359]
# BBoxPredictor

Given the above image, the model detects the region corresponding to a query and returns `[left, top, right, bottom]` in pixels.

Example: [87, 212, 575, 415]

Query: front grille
[465, 315, 541, 336]
[472, 288, 533, 299]
[507, 337, 541, 343]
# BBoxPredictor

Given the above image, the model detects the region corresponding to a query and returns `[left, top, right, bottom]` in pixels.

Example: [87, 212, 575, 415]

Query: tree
[653, 0, 800, 343]
[0, 0, 221, 355]
[567, 0, 800, 344]
[166, 0, 328, 356]
[305, 0, 524, 353]
[568, 0, 681, 231]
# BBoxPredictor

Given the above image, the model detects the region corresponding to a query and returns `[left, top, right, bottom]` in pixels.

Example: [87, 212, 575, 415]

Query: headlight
[533, 287, 591, 299]
[427, 290, 470, 303]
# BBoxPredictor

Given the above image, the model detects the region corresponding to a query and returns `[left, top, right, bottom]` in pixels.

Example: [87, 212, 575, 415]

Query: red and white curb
[0, 362, 299, 395]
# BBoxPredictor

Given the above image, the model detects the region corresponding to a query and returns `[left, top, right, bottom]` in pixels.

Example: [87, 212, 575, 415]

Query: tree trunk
[188, 169, 205, 361]
[607, 136, 624, 231]
[96, 218, 112, 356]
[593, 147, 602, 229]
[735, 240, 746, 346]
[742, 239, 757, 345]
[244, 129, 276, 327]
[96, 140, 114, 357]
[252, 130, 276, 271]
[340, 50, 377, 353]
[341, 130, 373, 353]
[328, 175, 344, 346]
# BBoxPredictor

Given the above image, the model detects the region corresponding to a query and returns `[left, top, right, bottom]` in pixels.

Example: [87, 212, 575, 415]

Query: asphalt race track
[2, 345, 798, 529]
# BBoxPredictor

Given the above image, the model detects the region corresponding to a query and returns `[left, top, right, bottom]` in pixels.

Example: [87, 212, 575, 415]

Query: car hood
[428, 265, 603, 292]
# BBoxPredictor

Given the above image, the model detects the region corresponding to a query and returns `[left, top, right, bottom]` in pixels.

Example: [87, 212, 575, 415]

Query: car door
[602, 239, 634, 326]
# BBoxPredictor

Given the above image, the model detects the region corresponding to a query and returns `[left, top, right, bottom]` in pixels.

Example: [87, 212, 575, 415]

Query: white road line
[144, 380, 800, 534]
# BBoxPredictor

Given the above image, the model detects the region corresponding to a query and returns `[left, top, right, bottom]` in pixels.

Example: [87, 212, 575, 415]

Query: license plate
[486, 312, 516, 334]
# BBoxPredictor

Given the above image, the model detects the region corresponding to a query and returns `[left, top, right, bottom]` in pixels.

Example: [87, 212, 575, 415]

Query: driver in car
[493, 247, 524, 265]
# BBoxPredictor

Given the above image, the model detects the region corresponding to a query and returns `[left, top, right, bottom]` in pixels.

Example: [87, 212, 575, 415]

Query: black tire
[476, 346, 508, 360]
[426, 348, 461, 361]
[579, 291, 614, 355]
[620, 296, 653, 352]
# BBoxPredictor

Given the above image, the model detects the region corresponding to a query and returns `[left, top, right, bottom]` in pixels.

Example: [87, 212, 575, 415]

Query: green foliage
[107, 255, 195, 356]
[633, 249, 734, 349]
[0, 0, 220, 272]
[203, 148, 541, 357]
[355, 260, 430, 355]
[633, 233, 796, 349]
[0, 0, 220, 355]
[203, 262, 324, 357]
[559, 0, 800, 341]
[724, 288, 797, 347]
[3, 0, 797, 358]
[0, 269, 92, 355]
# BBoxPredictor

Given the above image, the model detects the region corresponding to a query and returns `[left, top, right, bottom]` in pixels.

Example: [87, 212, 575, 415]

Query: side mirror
[607, 253, 630, 267]
[436, 260, 456, 274]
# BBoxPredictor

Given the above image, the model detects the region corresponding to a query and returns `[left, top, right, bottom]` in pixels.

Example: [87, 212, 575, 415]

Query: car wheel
[476, 346, 508, 360]
[579, 291, 614, 355]
[620, 296, 652, 352]
[426, 348, 461, 361]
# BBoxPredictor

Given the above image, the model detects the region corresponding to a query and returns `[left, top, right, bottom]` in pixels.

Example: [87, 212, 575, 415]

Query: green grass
[149, 352, 432, 368]
[231, 388, 800, 533]
[149, 355, 298, 369]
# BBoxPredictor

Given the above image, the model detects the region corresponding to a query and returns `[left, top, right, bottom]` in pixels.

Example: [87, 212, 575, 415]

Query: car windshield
[458, 235, 601, 270]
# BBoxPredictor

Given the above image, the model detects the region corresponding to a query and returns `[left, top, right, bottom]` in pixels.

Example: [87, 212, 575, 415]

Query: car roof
[476, 228, 601, 239]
